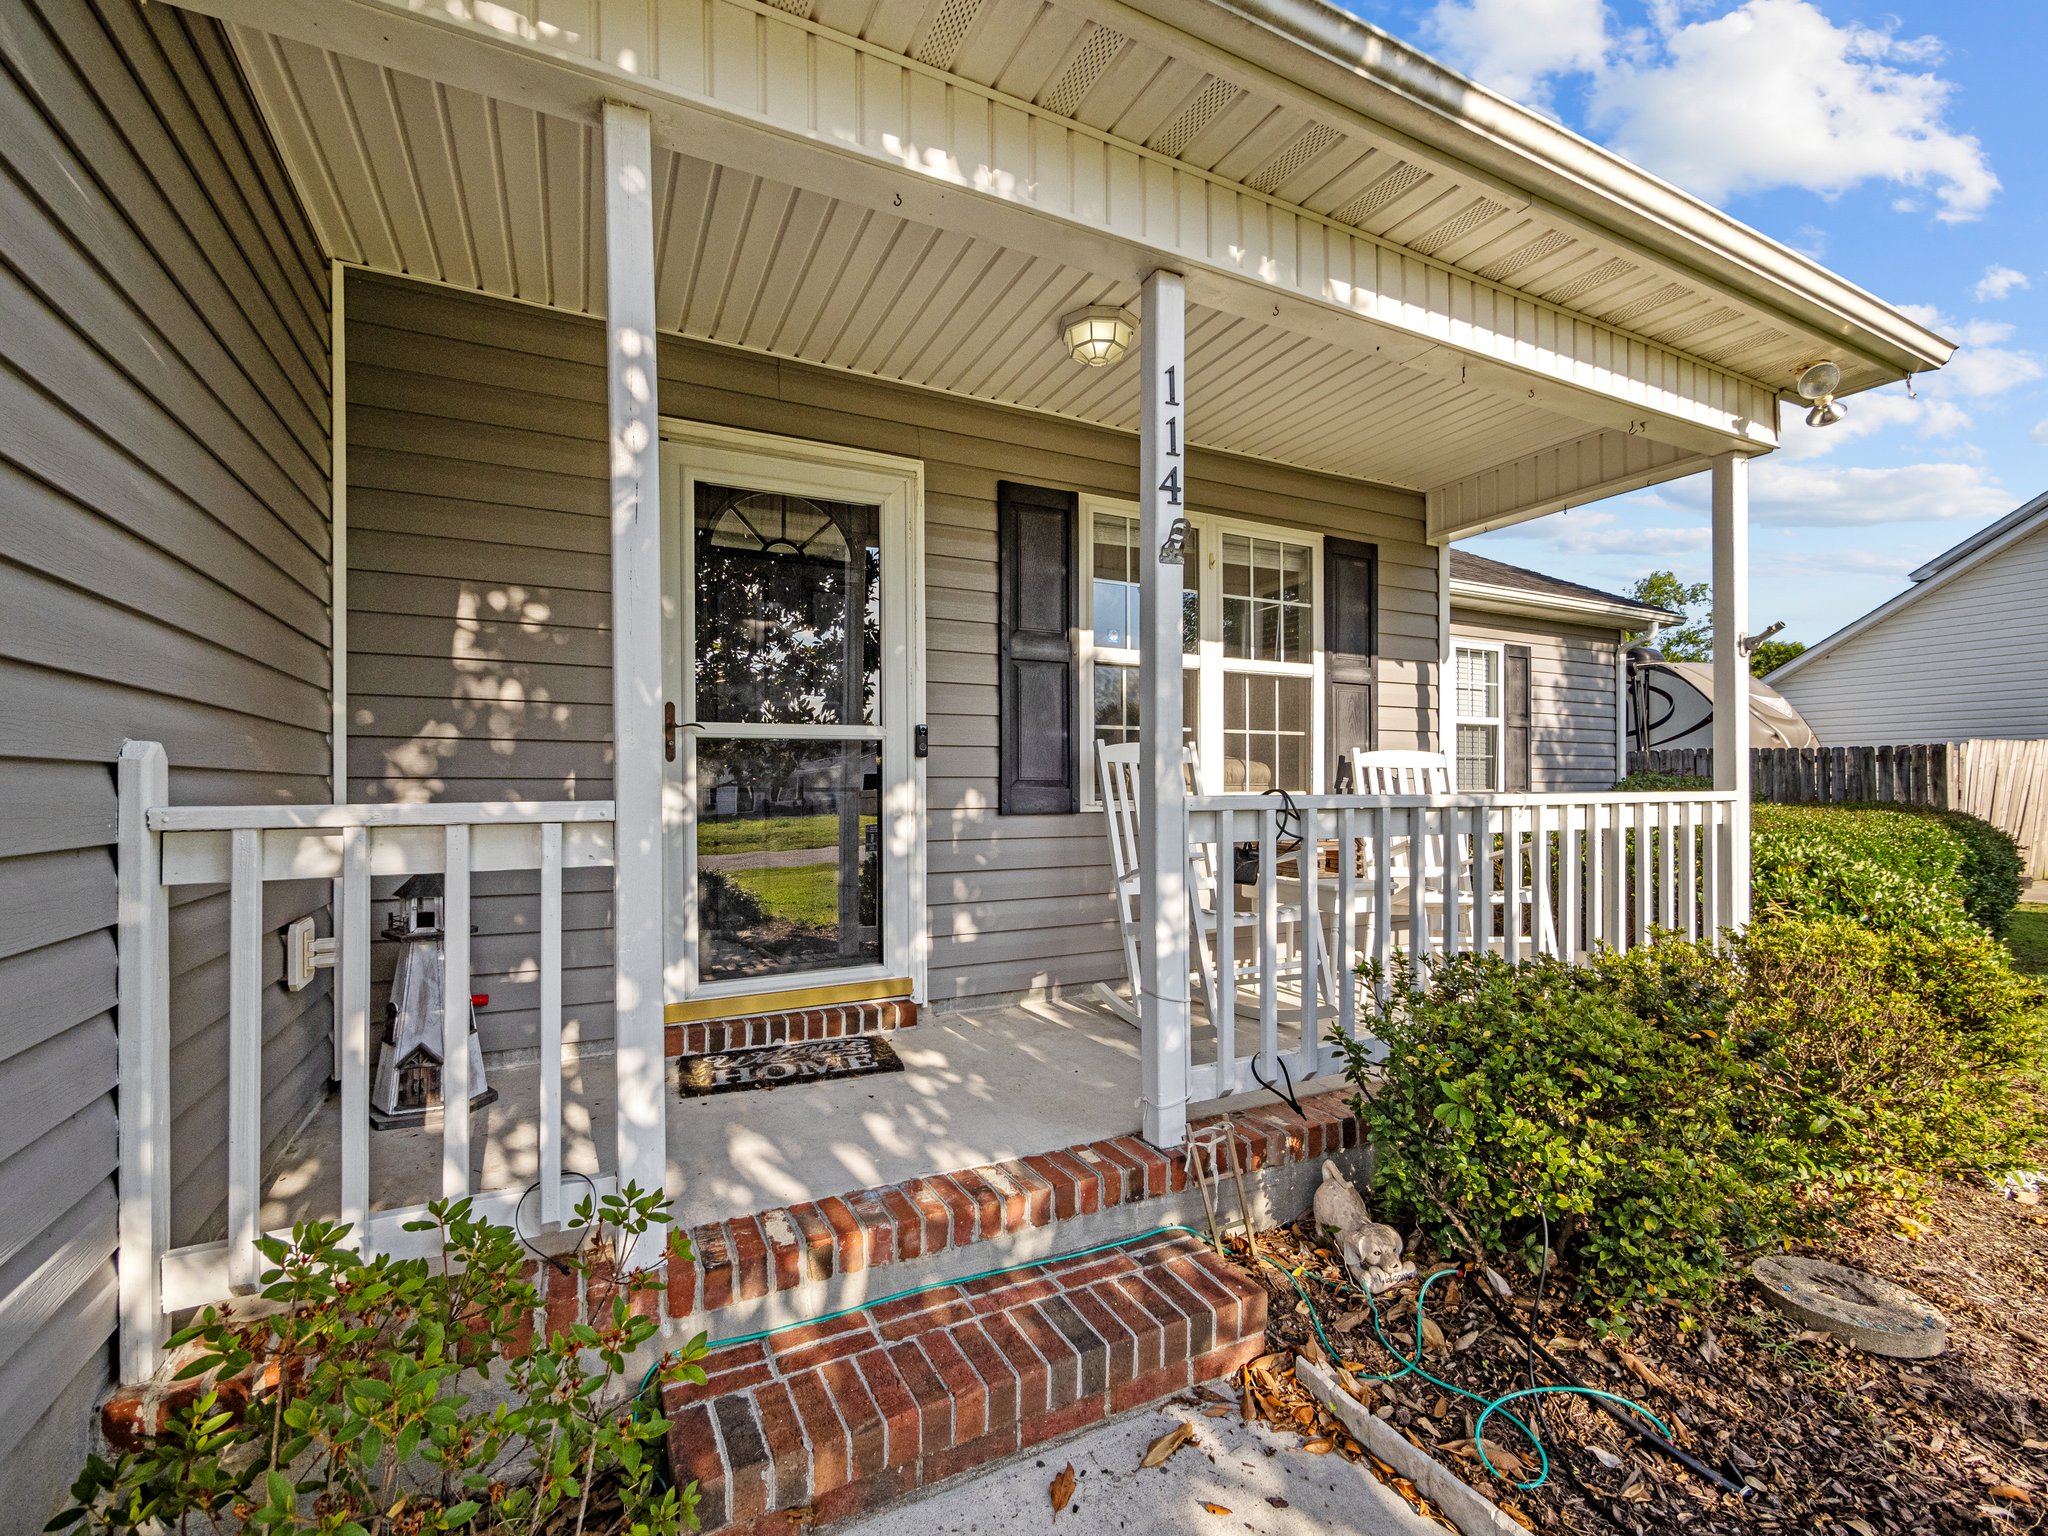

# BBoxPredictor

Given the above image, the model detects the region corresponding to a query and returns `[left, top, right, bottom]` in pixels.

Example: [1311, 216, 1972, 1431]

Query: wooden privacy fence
[1629, 741, 2048, 879]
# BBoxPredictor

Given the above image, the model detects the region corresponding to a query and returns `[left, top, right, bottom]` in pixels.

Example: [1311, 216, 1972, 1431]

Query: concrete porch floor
[261, 994, 1311, 1235]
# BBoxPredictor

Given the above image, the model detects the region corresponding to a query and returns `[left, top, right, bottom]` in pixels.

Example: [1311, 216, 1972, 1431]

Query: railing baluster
[441, 823, 472, 1201]
[1559, 803, 1579, 960]
[1502, 805, 1522, 963]
[1531, 803, 1552, 958]
[1213, 806, 1236, 1089]
[1634, 802, 1651, 945]
[1703, 802, 1723, 943]
[539, 821, 565, 1226]
[339, 823, 371, 1244]
[1374, 803, 1393, 1006]
[1336, 806, 1358, 1048]
[1607, 803, 1629, 952]
[1405, 806, 1427, 985]
[1258, 806, 1280, 1080]
[1439, 804, 1461, 960]
[1680, 801, 1699, 940]
[227, 827, 264, 1293]
[1472, 804, 1494, 955]
[1298, 805, 1322, 1068]
[1657, 801, 1675, 931]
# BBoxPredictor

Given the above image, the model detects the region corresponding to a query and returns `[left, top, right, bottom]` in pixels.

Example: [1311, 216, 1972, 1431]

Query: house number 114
[1159, 364, 1182, 506]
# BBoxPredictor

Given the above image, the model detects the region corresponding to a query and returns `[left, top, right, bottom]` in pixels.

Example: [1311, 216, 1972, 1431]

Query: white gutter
[1450, 579, 1672, 631]
[1092, 0, 1955, 384]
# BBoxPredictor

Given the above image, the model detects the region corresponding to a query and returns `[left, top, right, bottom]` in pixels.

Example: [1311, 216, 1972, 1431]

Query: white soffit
[793, 0, 1889, 394]
[232, 32, 1593, 490]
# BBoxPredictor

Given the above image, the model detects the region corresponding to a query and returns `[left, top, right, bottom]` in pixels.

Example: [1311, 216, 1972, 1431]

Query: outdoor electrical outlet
[284, 916, 337, 993]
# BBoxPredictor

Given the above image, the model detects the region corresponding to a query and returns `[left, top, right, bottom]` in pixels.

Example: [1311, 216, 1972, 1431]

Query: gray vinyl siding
[344, 272, 1439, 1027]
[0, 0, 331, 1521]
[1773, 525, 2048, 744]
[1450, 611, 1624, 791]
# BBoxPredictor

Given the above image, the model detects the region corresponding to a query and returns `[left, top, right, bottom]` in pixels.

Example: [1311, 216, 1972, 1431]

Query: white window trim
[1451, 639, 1506, 793]
[1078, 495, 1325, 806]
[658, 420, 927, 1006]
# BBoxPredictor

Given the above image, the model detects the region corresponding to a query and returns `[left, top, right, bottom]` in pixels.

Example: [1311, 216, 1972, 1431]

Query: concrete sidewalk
[831, 1393, 1448, 1536]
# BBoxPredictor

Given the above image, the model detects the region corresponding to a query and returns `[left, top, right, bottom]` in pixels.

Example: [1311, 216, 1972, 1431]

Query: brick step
[665, 1089, 1358, 1342]
[664, 998, 917, 1059]
[665, 1230, 1269, 1533]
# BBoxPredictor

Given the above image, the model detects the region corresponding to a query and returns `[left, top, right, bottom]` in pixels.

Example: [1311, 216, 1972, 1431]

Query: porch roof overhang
[170, 0, 1945, 537]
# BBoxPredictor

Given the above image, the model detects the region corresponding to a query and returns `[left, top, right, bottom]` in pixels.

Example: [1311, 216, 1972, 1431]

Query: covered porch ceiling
[179, 0, 1949, 537]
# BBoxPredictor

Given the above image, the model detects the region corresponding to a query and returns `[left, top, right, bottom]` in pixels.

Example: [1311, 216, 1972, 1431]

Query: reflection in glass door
[688, 484, 884, 983]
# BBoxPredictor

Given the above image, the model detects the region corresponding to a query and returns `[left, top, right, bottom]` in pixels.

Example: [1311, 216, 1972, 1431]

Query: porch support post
[1710, 451, 1752, 931]
[1138, 268, 1190, 1150]
[603, 100, 669, 1200]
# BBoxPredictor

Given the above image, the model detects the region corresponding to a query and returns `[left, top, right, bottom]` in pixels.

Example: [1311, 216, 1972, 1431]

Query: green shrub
[1335, 915, 2048, 1313]
[1735, 917, 2047, 1192]
[54, 1186, 709, 1535]
[1335, 946, 1778, 1312]
[1610, 771, 1712, 793]
[1752, 802, 2021, 935]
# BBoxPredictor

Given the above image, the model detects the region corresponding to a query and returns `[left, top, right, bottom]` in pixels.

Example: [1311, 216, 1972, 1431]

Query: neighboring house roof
[1449, 550, 1679, 630]
[1769, 489, 2048, 684]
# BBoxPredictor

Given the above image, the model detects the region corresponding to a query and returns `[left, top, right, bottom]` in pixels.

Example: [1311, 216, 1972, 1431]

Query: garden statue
[1313, 1160, 1413, 1294]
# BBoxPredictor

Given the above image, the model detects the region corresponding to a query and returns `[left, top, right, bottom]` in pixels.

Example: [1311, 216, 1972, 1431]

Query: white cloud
[1773, 387, 1971, 461]
[1973, 265, 2031, 302]
[1590, 1, 1997, 222]
[1892, 312, 2042, 398]
[1746, 461, 2010, 526]
[1423, 0, 1609, 106]
[1941, 342, 2043, 399]
[2032, 419, 2048, 446]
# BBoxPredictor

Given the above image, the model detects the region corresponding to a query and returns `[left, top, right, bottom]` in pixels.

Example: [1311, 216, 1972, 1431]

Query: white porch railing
[1180, 789, 1743, 1103]
[116, 741, 616, 1381]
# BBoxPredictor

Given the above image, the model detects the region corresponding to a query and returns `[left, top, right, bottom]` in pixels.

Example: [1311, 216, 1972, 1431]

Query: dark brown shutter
[1504, 643, 1533, 793]
[997, 481, 1078, 814]
[1323, 537, 1378, 791]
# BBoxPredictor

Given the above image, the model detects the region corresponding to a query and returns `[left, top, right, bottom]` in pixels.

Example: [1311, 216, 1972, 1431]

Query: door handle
[664, 702, 678, 762]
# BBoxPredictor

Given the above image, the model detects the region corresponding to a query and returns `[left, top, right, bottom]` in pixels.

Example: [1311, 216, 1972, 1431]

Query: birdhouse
[388, 873, 443, 938]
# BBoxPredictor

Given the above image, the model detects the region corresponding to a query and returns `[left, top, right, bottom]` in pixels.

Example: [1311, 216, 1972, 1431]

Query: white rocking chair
[1093, 740, 1330, 1028]
[1347, 748, 1552, 956]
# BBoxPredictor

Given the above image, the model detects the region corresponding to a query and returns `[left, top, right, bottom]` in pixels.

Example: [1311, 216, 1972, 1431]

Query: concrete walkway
[831, 1393, 1446, 1536]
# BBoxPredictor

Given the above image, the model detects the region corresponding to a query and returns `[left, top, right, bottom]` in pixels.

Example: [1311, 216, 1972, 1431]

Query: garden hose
[1253, 1252, 1675, 1494]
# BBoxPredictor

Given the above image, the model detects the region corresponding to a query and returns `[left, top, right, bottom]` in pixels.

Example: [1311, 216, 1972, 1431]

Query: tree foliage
[1623, 570, 1710, 660]
[1747, 638, 1805, 676]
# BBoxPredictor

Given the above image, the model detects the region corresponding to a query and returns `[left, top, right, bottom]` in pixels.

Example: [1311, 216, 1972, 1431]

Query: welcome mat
[677, 1033, 905, 1097]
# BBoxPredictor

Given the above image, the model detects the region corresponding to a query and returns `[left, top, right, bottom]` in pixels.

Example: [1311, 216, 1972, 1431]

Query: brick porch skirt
[665, 1229, 1268, 1532]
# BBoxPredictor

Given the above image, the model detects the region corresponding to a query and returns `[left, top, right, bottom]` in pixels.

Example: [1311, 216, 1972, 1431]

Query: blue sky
[1341, 0, 2048, 647]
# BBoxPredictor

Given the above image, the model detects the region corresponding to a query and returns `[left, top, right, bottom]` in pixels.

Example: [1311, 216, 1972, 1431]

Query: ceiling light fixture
[1794, 360, 1846, 429]
[1060, 305, 1137, 367]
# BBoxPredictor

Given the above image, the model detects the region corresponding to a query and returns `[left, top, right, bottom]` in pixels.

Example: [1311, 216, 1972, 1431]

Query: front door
[661, 425, 924, 1008]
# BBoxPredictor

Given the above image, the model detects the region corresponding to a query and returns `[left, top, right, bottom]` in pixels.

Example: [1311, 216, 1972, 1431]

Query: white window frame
[1078, 495, 1325, 806]
[658, 421, 927, 1006]
[1451, 639, 1506, 793]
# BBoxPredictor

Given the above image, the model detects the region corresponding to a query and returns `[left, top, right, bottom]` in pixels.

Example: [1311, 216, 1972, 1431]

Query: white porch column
[1710, 451, 1752, 931]
[603, 100, 669, 1199]
[1138, 269, 1191, 1150]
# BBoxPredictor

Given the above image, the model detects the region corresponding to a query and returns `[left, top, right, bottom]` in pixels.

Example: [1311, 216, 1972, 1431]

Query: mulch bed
[1224, 1172, 2046, 1533]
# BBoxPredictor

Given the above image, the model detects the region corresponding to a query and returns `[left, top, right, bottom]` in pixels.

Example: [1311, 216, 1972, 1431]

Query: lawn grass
[697, 814, 838, 857]
[2008, 903, 2048, 977]
[727, 861, 838, 928]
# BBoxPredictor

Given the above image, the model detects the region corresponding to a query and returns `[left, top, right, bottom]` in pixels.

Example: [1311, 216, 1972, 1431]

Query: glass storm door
[662, 430, 922, 1002]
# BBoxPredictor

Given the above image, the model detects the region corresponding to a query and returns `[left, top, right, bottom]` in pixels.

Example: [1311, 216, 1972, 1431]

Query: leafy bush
[56, 1187, 709, 1536]
[1735, 916, 2046, 1195]
[1334, 945, 1779, 1312]
[1610, 771, 1712, 793]
[1752, 803, 2021, 936]
[1335, 915, 2047, 1313]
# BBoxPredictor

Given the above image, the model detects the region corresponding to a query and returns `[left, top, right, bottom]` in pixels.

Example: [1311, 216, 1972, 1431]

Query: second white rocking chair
[1093, 740, 1330, 1028]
